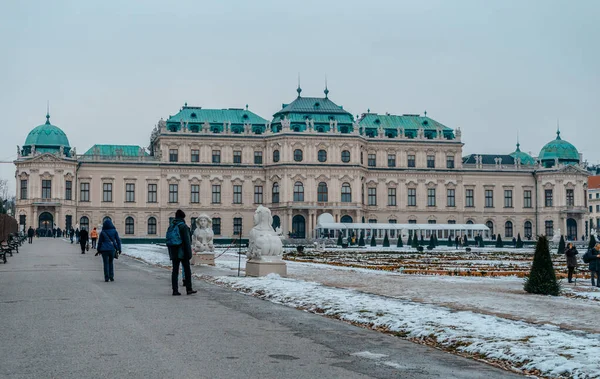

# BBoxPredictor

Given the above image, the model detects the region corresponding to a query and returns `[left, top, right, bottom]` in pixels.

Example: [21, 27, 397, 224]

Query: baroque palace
[14, 86, 590, 241]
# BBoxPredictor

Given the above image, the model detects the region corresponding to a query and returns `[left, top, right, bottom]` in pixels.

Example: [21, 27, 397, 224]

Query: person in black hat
[166, 209, 197, 296]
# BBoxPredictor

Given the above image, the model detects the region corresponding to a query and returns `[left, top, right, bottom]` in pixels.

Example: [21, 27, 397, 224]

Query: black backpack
[583, 250, 592, 264]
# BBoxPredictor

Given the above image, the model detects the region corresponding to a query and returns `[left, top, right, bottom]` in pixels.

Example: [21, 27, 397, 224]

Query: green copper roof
[274, 96, 351, 116]
[83, 145, 148, 157]
[509, 142, 536, 165]
[24, 114, 70, 148]
[166, 106, 268, 128]
[539, 130, 580, 163]
[358, 113, 455, 139]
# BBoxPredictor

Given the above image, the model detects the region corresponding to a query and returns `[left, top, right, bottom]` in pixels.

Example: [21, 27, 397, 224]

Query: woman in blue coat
[95, 219, 122, 282]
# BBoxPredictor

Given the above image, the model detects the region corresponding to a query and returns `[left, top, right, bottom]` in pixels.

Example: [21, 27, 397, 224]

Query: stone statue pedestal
[246, 257, 287, 277]
[191, 252, 215, 266]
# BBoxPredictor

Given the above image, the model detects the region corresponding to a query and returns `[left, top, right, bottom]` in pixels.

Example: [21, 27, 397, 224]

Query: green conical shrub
[495, 234, 503, 248]
[370, 233, 376, 247]
[588, 234, 596, 250]
[337, 233, 343, 246]
[557, 235, 565, 255]
[419, 234, 425, 246]
[358, 231, 365, 246]
[524, 235, 560, 296]
[478, 236, 485, 247]
[463, 235, 469, 246]
[428, 235, 435, 249]
[411, 232, 419, 248]
[433, 234, 438, 247]
[516, 233, 523, 248]
[397, 234, 403, 247]
[383, 232, 390, 247]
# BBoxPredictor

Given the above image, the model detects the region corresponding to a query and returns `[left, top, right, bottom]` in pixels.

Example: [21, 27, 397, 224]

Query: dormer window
[190, 113, 197, 119]
[422, 120, 429, 126]
[374, 119, 381, 125]
[242, 114, 249, 120]
[314, 102, 320, 108]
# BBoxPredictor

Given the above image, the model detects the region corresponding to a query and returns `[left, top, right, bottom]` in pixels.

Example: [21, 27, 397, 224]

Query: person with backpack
[166, 209, 197, 296]
[90, 227, 98, 249]
[565, 242, 578, 283]
[79, 227, 89, 254]
[582, 243, 600, 287]
[95, 219, 121, 282]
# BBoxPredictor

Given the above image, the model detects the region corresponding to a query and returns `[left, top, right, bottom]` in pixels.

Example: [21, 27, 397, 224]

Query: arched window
[147, 217, 157, 235]
[341, 150, 351, 163]
[317, 182, 328, 202]
[125, 217, 135, 235]
[273, 149, 280, 163]
[272, 215, 281, 230]
[505, 221, 513, 238]
[79, 216, 89, 231]
[486, 221, 494, 236]
[272, 183, 279, 203]
[341, 183, 352, 202]
[318, 149, 327, 162]
[466, 220, 474, 225]
[294, 149, 303, 162]
[524, 221, 532, 239]
[340, 215, 353, 223]
[293, 182, 304, 202]
[102, 216, 112, 224]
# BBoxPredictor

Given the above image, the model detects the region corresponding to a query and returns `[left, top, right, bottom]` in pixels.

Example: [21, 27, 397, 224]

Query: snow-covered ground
[122, 244, 600, 379]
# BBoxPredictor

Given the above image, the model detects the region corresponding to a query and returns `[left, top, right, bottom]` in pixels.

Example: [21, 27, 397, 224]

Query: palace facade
[14, 87, 590, 241]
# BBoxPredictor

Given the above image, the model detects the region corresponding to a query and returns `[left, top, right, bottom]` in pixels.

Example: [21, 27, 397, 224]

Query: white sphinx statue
[191, 214, 215, 266]
[246, 205, 286, 277]
[552, 228, 562, 244]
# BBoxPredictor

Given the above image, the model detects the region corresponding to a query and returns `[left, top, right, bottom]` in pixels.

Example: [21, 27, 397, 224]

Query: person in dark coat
[69, 227, 75, 243]
[454, 236, 459, 249]
[95, 219, 121, 282]
[565, 242, 578, 283]
[27, 227, 34, 244]
[587, 244, 600, 287]
[75, 228, 80, 243]
[79, 228, 89, 254]
[167, 209, 197, 296]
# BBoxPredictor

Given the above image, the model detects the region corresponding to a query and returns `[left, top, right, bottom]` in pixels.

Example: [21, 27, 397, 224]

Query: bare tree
[0, 179, 10, 214]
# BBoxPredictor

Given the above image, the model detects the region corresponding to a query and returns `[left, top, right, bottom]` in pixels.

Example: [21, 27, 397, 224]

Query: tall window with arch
[125, 217, 135, 235]
[272, 183, 279, 203]
[486, 221, 494, 237]
[80, 216, 89, 231]
[505, 221, 513, 238]
[293, 182, 304, 202]
[147, 217, 157, 235]
[317, 182, 328, 202]
[341, 183, 352, 202]
[524, 221, 532, 239]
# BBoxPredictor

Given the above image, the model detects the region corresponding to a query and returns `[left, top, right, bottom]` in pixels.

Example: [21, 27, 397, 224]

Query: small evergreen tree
[383, 232, 390, 247]
[411, 233, 419, 248]
[397, 234, 403, 247]
[407, 233, 413, 247]
[516, 233, 523, 248]
[495, 234, 503, 248]
[478, 236, 485, 247]
[433, 234, 439, 247]
[588, 234, 596, 250]
[524, 235, 560, 296]
[419, 234, 425, 246]
[448, 235, 452, 246]
[370, 233, 376, 247]
[428, 235, 435, 249]
[358, 231, 365, 247]
[337, 233, 343, 246]
[557, 235, 565, 255]
[463, 235, 469, 247]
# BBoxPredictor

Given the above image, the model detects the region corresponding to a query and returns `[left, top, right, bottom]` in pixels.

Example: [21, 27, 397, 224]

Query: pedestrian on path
[90, 227, 98, 249]
[584, 243, 600, 287]
[69, 227, 74, 243]
[27, 226, 34, 244]
[79, 228, 89, 254]
[565, 242, 578, 283]
[166, 209, 197, 296]
[95, 219, 121, 282]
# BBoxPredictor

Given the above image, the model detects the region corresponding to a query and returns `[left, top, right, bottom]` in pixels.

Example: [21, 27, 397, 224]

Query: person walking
[584, 243, 600, 287]
[90, 227, 98, 249]
[95, 219, 121, 282]
[454, 236, 459, 249]
[75, 228, 80, 243]
[565, 242, 578, 283]
[79, 228, 89, 254]
[166, 209, 197, 296]
[69, 227, 75, 243]
[27, 226, 34, 244]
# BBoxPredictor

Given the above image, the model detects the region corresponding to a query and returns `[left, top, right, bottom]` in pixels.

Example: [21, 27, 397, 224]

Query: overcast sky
[1, 0, 598, 195]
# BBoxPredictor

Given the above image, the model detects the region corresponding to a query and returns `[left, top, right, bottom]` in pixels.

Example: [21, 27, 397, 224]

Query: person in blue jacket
[95, 219, 122, 282]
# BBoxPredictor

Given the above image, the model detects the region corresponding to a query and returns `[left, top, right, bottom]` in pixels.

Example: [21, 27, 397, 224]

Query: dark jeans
[101, 251, 115, 281]
[567, 266, 575, 282]
[592, 270, 600, 287]
[80, 240, 87, 253]
[28, 236, 33, 244]
[91, 238, 97, 249]
[172, 257, 192, 292]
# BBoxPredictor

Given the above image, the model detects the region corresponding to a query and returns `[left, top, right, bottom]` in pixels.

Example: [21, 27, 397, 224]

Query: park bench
[0, 241, 15, 263]
[7, 235, 20, 254]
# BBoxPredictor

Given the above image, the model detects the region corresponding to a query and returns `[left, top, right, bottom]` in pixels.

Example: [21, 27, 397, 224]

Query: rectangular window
[147, 184, 157, 203]
[169, 149, 178, 162]
[448, 220, 456, 224]
[233, 151, 242, 164]
[368, 154, 376, 167]
[169, 184, 178, 203]
[191, 149, 200, 163]
[566, 189, 574, 207]
[545, 220, 554, 236]
[125, 183, 135, 202]
[427, 188, 436, 207]
[368, 187, 377, 206]
[387, 188, 396, 206]
[212, 150, 221, 164]
[408, 219, 417, 224]
[65, 180, 72, 200]
[524, 190, 532, 208]
[388, 219, 397, 238]
[42, 179, 52, 199]
[80, 183, 90, 202]
[427, 155, 435, 168]
[465, 189, 474, 207]
[254, 151, 263, 164]
[233, 217, 243, 236]
[387, 154, 396, 168]
[102, 183, 112, 202]
[504, 189, 513, 208]
[19, 215, 26, 226]
[597, 205, 600, 212]
[407, 188, 416, 206]
[20, 180, 28, 200]
[446, 155, 455, 168]
[212, 218, 221, 235]
[447, 189, 455, 207]
[407, 154, 416, 168]
[254, 185, 263, 204]
[233, 185, 242, 204]
[591, 206, 594, 212]
[545, 189, 553, 207]
[212, 185, 221, 204]
[190, 184, 200, 203]
[485, 189, 493, 208]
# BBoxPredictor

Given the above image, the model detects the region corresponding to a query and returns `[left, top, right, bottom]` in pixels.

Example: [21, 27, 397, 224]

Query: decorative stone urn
[246, 205, 286, 277]
[191, 214, 215, 266]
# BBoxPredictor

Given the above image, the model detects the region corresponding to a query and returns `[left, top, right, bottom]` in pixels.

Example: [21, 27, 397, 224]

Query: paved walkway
[0, 239, 521, 379]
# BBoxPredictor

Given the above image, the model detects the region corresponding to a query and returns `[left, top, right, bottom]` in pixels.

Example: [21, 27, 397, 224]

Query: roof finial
[245, 104, 248, 110]
[297, 73, 302, 97]
[516, 131, 520, 151]
[367, 108, 370, 113]
[45, 101, 50, 124]
[556, 118, 561, 140]
[324, 75, 329, 98]
[424, 110, 427, 117]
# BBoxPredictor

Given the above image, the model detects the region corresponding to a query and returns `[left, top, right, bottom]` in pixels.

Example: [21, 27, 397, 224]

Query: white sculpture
[552, 228, 562, 244]
[247, 205, 283, 261]
[192, 214, 214, 253]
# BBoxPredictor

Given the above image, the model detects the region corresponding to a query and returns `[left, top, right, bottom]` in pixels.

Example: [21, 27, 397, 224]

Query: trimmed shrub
[383, 232, 390, 247]
[557, 235, 565, 255]
[495, 234, 503, 248]
[419, 234, 425, 246]
[407, 233, 413, 247]
[463, 235, 469, 247]
[516, 233, 523, 248]
[478, 236, 484, 247]
[411, 233, 419, 248]
[370, 234, 376, 247]
[337, 233, 343, 246]
[397, 234, 403, 247]
[358, 232, 365, 247]
[588, 234, 596, 250]
[524, 235, 560, 296]
[427, 235, 435, 249]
